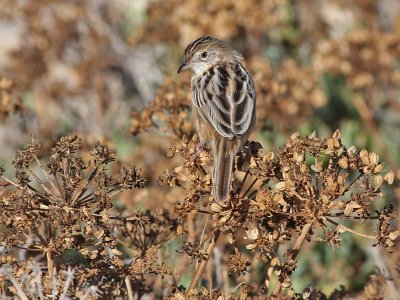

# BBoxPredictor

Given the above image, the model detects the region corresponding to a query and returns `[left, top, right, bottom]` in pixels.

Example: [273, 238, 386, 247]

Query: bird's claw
[190, 142, 206, 164]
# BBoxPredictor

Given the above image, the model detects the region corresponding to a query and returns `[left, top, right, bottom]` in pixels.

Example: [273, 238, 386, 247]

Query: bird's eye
[201, 51, 208, 58]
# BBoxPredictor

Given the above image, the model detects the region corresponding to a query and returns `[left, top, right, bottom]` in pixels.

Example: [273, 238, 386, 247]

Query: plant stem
[187, 230, 221, 295]
[272, 222, 313, 296]
[243, 178, 258, 197]
[47, 251, 53, 278]
[125, 276, 134, 300]
[238, 171, 249, 196]
[325, 217, 377, 240]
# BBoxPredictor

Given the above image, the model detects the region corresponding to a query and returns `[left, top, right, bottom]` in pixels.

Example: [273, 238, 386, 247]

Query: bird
[177, 36, 256, 203]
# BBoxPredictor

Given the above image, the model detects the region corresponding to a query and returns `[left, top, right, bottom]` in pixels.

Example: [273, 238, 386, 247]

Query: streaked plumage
[178, 36, 256, 202]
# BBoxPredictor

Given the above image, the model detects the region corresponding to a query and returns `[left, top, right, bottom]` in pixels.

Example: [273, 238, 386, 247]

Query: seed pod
[363, 166, 372, 174]
[211, 202, 222, 213]
[246, 227, 259, 240]
[369, 152, 379, 165]
[263, 152, 274, 162]
[384, 171, 395, 184]
[111, 248, 122, 256]
[175, 292, 185, 300]
[282, 277, 292, 288]
[177, 225, 184, 235]
[338, 157, 348, 169]
[271, 256, 280, 266]
[246, 243, 257, 250]
[348, 146, 357, 155]
[360, 149, 370, 165]
[275, 181, 286, 191]
[374, 175, 383, 188]
[388, 231, 400, 241]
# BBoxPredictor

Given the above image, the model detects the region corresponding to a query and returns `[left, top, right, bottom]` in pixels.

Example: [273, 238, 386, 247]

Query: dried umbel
[0, 135, 175, 298]
[162, 130, 398, 296]
[313, 28, 400, 90]
[0, 133, 398, 298]
[1, 0, 400, 298]
[131, 0, 286, 48]
[312, 25, 400, 162]
[0, 77, 22, 118]
[130, 76, 192, 138]
[249, 57, 327, 132]
[1, 0, 140, 150]
[0, 134, 145, 247]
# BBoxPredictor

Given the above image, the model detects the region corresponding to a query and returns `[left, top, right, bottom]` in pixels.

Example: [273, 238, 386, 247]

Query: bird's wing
[192, 63, 256, 140]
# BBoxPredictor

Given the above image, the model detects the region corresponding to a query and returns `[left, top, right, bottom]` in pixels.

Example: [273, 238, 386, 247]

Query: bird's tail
[212, 140, 235, 203]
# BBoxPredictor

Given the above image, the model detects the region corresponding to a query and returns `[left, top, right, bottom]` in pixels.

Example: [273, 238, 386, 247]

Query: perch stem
[187, 230, 221, 295]
[325, 217, 377, 240]
[272, 222, 313, 295]
[125, 276, 134, 300]
[47, 250, 53, 278]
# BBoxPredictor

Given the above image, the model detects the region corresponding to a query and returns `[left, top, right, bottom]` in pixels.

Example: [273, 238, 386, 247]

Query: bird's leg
[190, 141, 206, 163]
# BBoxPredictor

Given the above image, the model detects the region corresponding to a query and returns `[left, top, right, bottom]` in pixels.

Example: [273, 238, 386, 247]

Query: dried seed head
[384, 171, 395, 184]
[275, 181, 287, 191]
[338, 157, 348, 169]
[211, 202, 223, 213]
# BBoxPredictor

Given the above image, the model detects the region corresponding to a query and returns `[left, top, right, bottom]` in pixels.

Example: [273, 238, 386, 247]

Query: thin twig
[27, 184, 55, 204]
[232, 281, 246, 293]
[71, 166, 99, 206]
[47, 251, 53, 278]
[53, 173, 64, 200]
[238, 171, 250, 195]
[33, 154, 60, 198]
[187, 230, 221, 295]
[289, 188, 309, 202]
[325, 217, 377, 240]
[108, 187, 124, 199]
[243, 178, 258, 198]
[6, 275, 29, 300]
[199, 215, 209, 246]
[343, 173, 363, 194]
[27, 167, 58, 200]
[196, 165, 207, 176]
[125, 276, 134, 300]
[272, 222, 313, 295]
[198, 229, 218, 249]
[1, 176, 33, 193]
[32, 228, 47, 245]
[326, 212, 379, 219]
[247, 189, 258, 199]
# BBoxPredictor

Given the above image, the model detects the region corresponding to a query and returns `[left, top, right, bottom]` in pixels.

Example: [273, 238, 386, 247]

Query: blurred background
[1, 0, 399, 296]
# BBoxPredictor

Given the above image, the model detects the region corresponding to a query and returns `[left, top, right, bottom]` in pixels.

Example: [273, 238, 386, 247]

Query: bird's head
[177, 36, 243, 76]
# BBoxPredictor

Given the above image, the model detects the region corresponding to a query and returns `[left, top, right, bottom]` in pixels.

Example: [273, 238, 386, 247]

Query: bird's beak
[177, 60, 189, 74]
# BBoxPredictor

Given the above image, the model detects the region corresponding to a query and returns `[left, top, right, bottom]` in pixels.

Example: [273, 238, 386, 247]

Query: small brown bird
[177, 36, 256, 203]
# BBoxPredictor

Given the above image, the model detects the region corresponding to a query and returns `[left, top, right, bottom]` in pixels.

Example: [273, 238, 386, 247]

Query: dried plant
[0, 135, 175, 298]
[249, 57, 327, 132]
[130, 76, 192, 138]
[1, 0, 400, 298]
[0, 77, 22, 118]
[161, 130, 398, 298]
[131, 0, 287, 48]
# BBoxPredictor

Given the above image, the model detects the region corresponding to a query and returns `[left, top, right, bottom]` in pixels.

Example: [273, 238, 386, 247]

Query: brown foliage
[1, 0, 400, 299]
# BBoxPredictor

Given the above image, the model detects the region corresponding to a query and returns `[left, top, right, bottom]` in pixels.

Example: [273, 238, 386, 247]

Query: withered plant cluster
[1, 0, 400, 299]
[0, 0, 155, 157]
[1, 132, 398, 298]
[160, 131, 398, 298]
[130, 0, 286, 47]
[131, 0, 400, 138]
[0, 136, 177, 298]
[0, 77, 22, 119]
